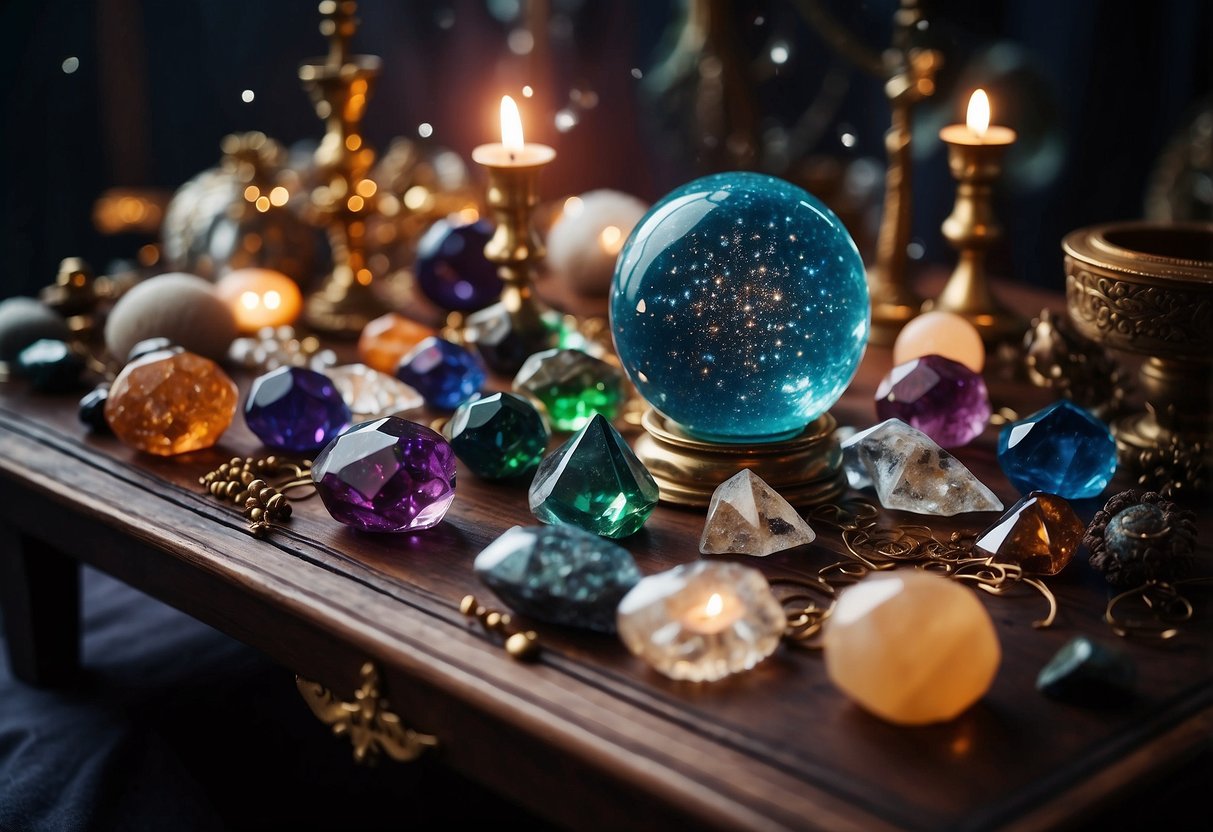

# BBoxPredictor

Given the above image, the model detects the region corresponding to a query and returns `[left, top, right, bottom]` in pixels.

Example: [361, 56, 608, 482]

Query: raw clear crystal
[974, 491, 1084, 575]
[617, 561, 786, 682]
[841, 418, 1003, 516]
[475, 525, 642, 633]
[328, 364, 423, 419]
[699, 469, 816, 556]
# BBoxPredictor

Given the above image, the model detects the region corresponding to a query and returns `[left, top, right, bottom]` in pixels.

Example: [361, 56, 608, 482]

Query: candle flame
[966, 89, 990, 138]
[704, 593, 724, 617]
[501, 95, 524, 151]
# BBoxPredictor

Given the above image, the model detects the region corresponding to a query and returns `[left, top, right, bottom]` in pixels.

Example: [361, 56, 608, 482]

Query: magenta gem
[874, 354, 991, 447]
[312, 416, 457, 532]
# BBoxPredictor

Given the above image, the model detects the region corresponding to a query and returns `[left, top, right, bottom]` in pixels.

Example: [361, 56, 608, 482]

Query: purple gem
[415, 219, 503, 311]
[396, 336, 486, 410]
[312, 417, 456, 532]
[875, 354, 991, 447]
[245, 366, 352, 453]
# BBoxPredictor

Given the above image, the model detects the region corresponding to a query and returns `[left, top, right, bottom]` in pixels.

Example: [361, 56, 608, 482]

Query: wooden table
[1, 291, 1210, 831]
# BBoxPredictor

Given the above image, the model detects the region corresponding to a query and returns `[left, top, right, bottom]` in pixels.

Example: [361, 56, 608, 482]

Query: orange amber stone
[105, 351, 238, 456]
[974, 491, 1084, 575]
[358, 313, 434, 373]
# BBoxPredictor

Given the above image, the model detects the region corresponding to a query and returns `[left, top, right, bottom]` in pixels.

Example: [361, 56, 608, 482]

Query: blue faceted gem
[474, 525, 643, 633]
[245, 366, 352, 453]
[396, 336, 486, 410]
[415, 218, 502, 312]
[998, 400, 1117, 499]
[610, 171, 869, 443]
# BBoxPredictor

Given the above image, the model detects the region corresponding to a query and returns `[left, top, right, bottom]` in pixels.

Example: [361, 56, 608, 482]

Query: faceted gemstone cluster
[974, 491, 1084, 575]
[446, 393, 549, 480]
[244, 366, 352, 453]
[874, 355, 990, 447]
[105, 350, 237, 456]
[824, 570, 1001, 725]
[312, 417, 456, 533]
[474, 525, 642, 633]
[327, 363, 423, 419]
[841, 419, 1003, 516]
[512, 348, 624, 432]
[15, 339, 84, 392]
[700, 469, 816, 557]
[529, 414, 659, 538]
[357, 312, 433, 374]
[616, 561, 787, 682]
[998, 400, 1117, 499]
[395, 336, 486, 410]
[415, 219, 502, 311]
[1036, 636, 1136, 703]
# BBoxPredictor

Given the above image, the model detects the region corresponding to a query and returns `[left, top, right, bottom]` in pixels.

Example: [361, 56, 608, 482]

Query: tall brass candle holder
[468, 97, 559, 374]
[299, 0, 386, 336]
[925, 91, 1025, 344]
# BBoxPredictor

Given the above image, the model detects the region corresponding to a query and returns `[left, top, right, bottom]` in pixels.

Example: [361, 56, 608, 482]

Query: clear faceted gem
[105, 351, 237, 456]
[528, 413, 659, 538]
[512, 348, 624, 432]
[357, 312, 434, 374]
[244, 366, 352, 453]
[998, 400, 1117, 499]
[874, 355, 990, 448]
[446, 392, 549, 480]
[464, 302, 559, 375]
[824, 570, 1001, 725]
[395, 336, 486, 410]
[974, 491, 1084, 575]
[1036, 636, 1135, 703]
[841, 419, 1003, 516]
[327, 363, 423, 419]
[700, 469, 816, 556]
[475, 525, 642, 633]
[617, 561, 786, 682]
[312, 416, 456, 533]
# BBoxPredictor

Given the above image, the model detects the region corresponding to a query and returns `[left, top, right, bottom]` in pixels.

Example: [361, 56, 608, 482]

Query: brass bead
[247, 478, 267, 494]
[230, 457, 244, 467]
[240, 471, 255, 486]
[266, 493, 287, 511]
[484, 611, 503, 631]
[258, 487, 277, 503]
[505, 632, 539, 660]
[244, 497, 259, 509]
[459, 595, 478, 616]
[249, 507, 264, 522]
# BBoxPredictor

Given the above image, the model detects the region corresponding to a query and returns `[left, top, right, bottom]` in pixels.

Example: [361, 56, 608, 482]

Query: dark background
[1, 0, 1210, 300]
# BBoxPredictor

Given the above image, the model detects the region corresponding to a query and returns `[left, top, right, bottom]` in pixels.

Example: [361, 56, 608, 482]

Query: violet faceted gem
[312, 417, 457, 533]
[874, 355, 991, 448]
[244, 366, 352, 453]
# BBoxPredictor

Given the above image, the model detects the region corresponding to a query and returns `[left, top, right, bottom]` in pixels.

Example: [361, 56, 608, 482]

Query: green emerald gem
[528, 413, 659, 538]
[445, 392, 549, 480]
[513, 348, 624, 432]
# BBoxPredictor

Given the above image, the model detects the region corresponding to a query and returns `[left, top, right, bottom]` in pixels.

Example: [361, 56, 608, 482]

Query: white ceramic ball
[105, 272, 237, 362]
[893, 311, 985, 372]
[547, 190, 649, 297]
[0, 297, 70, 360]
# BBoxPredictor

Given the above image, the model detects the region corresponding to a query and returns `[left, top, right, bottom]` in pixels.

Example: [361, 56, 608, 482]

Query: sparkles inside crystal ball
[610, 172, 869, 443]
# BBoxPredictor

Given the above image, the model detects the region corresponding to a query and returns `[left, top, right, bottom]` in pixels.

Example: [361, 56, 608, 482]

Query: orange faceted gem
[358, 313, 434, 373]
[105, 351, 238, 456]
[974, 491, 1084, 575]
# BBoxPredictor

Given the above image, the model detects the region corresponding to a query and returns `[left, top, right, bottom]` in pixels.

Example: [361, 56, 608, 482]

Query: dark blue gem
[997, 400, 1117, 498]
[78, 385, 112, 433]
[415, 219, 502, 312]
[244, 366, 352, 453]
[16, 339, 84, 392]
[1036, 636, 1136, 703]
[395, 336, 485, 410]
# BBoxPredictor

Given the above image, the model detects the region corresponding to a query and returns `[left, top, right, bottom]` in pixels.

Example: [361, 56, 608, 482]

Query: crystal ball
[610, 172, 869, 443]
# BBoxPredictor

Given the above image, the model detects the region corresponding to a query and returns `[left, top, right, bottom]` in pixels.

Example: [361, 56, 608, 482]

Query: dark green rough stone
[1036, 636, 1136, 703]
[16, 339, 84, 392]
[474, 525, 642, 633]
[446, 392, 549, 480]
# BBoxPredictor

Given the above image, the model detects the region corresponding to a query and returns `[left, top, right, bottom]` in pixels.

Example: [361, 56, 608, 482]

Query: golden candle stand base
[865, 268, 922, 346]
[633, 409, 847, 508]
[303, 272, 387, 338]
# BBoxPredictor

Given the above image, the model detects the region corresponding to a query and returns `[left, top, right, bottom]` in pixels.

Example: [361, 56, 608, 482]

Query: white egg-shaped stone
[547, 190, 648, 298]
[0, 297, 70, 360]
[824, 570, 1001, 725]
[105, 272, 237, 362]
[893, 311, 985, 372]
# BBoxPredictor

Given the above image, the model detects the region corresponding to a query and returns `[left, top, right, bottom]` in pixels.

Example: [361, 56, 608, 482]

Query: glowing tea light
[215, 268, 302, 332]
[472, 95, 556, 168]
[939, 88, 1017, 146]
[683, 591, 741, 635]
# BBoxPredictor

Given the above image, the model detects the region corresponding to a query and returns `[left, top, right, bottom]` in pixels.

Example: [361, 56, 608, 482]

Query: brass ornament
[1022, 308, 1126, 417]
[459, 595, 540, 661]
[1103, 578, 1212, 641]
[199, 456, 314, 537]
[1084, 489, 1198, 588]
[297, 662, 438, 764]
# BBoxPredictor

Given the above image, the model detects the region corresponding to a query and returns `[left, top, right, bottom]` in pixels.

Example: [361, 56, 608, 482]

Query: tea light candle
[939, 89, 1017, 146]
[682, 591, 741, 635]
[471, 95, 556, 168]
[215, 268, 303, 332]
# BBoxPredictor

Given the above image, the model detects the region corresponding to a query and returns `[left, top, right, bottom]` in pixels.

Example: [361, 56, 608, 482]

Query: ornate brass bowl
[1063, 221, 1213, 474]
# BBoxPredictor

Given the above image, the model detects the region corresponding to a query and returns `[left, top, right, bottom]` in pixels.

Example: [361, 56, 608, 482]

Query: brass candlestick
[926, 113, 1026, 343]
[299, 0, 386, 336]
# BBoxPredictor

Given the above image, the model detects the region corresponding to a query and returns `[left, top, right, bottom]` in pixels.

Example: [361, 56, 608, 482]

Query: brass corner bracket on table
[296, 662, 438, 764]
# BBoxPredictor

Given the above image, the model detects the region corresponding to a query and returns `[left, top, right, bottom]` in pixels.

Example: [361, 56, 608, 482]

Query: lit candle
[682, 591, 742, 636]
[471, 95, 556, 168]
[215, 268, 303, 332]
[939, 88, 1017, 147]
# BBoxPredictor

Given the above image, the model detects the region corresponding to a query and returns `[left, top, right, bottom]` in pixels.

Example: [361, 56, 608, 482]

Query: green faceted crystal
[445, 393, 549, 480]
[513, 348, 624, 432]
[528, 414, 659, 538]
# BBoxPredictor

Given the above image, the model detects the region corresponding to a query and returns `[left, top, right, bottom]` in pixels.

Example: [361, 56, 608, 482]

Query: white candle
[939, 88, 1017, 147]
[472, 95, 556, 168]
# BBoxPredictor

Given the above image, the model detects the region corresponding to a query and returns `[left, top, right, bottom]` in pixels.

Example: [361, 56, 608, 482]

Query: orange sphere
[893, 311, 985, 372]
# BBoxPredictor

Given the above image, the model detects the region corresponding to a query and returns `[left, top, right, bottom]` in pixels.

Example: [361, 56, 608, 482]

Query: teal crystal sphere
[610, 172, 869, 443]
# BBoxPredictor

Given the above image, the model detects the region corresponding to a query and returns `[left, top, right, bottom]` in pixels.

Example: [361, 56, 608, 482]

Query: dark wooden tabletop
[0, 283, 1210, 832]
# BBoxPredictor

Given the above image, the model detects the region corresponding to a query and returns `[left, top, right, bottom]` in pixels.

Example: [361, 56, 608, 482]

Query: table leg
[0, 525, 80, 686]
